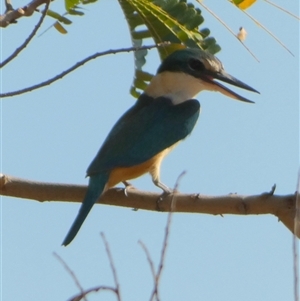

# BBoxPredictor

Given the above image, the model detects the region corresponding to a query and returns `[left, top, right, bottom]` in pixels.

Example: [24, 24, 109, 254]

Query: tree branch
[0, 43, 169, 98]
[0, 0, 48, 28]
[0, 0, 50, 68]
[0, 173, 297, 238]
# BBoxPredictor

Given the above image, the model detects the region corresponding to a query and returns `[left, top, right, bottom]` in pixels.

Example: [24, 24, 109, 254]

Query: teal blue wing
[87, 95, 200, 175]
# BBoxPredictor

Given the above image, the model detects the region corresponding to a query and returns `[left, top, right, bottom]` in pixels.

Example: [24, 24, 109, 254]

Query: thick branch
[0, 0, 48, 27]
[0, 173, 297, 238]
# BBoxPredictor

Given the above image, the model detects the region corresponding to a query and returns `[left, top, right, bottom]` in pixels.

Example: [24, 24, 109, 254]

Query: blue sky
[1, 0, 299, 300]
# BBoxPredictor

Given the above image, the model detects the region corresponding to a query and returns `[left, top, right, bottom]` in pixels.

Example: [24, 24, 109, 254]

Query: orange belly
[106, 146, 175, 189]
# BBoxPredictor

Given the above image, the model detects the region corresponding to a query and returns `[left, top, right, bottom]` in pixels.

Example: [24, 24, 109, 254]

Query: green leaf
[68, 8, 85, 16]
[81, 0, 98, 4]
[54, 21, 68, 34]
[65, 0, 81, 12]
[43, 0, 98, 34]
[46, 10, 72, 24]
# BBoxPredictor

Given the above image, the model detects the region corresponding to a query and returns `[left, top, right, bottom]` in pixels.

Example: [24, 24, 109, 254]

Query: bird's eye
[188, 59, 205, 71]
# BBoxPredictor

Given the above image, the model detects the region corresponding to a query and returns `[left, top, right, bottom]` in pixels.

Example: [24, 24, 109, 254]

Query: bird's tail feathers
[62, 173, 109, 246]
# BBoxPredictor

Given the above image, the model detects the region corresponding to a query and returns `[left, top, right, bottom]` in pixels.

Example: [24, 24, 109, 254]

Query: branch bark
[0, 173, 298, 238]
[0, 0, 48, 28]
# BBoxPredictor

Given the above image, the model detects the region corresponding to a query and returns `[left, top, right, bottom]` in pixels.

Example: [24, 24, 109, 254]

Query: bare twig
[0, 43, 169, 98]
[148, 215, 170, 301]
[53, 252, 87, 301]
[196, 0, 259, 62]
[139, 172, 185, 301]
[5, 0, 14, 12]
[100, 232, 122, 301]
[149, 171, 186, 301]
[138, 240, 157, 284]
[54, 251, 119, 301]
[263, 0, 300, 21]
[0, 0, 50, 69]
[67, 286, 118, 301]
[0, 173, 298, 238]
[0, 0, 48, 27]
[238, 8, 294, 56]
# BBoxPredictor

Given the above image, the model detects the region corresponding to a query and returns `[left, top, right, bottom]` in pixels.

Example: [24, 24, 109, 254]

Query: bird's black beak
[202, 70, 259, 103]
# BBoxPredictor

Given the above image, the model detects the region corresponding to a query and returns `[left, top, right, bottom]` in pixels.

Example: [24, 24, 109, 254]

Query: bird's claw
[156, 189, 173, 211]
[122, 181, 135, 197]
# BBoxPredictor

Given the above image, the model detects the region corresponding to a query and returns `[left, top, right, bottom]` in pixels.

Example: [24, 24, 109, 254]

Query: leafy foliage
[46, 0, 98, 34]
[118, 0, 221, 97]
[47, 0, 221, 97]
[46, 10, 72, 25]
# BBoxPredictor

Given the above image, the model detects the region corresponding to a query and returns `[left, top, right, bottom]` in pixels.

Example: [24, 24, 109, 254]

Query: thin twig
[149, 171, 186, 301]
[100, 232, 122, 301]
[53, 252, 87, 301]
[263, 0, 300, 21]
[67, 286, 118, 301]
[148, 216, 169, 301]
[139, 240, 157, 284]
[0, 0, 50, 69]
[5, 0, 13, 12]
[0, 43, 168, 99]
[239, 9, 294, 56]
[54, 247, 120, 301]
[197, 0, 259, 62]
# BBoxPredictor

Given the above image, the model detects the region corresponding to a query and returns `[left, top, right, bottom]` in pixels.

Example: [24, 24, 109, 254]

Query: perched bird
[62, 48, 258, 246]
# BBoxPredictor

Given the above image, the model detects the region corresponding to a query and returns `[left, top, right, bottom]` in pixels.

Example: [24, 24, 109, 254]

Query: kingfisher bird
[62, 48, 258, 246]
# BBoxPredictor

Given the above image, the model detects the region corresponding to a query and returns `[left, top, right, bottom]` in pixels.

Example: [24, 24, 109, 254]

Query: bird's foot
[151, 179, 173, 211]
[122, 181, 135, 197]
[122, 180, 133, 187]
[153, 179, 172, 194]
[156, 188, 173, 212]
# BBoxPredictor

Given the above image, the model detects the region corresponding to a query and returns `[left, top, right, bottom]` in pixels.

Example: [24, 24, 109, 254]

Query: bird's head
[145, 48, 259, 104]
